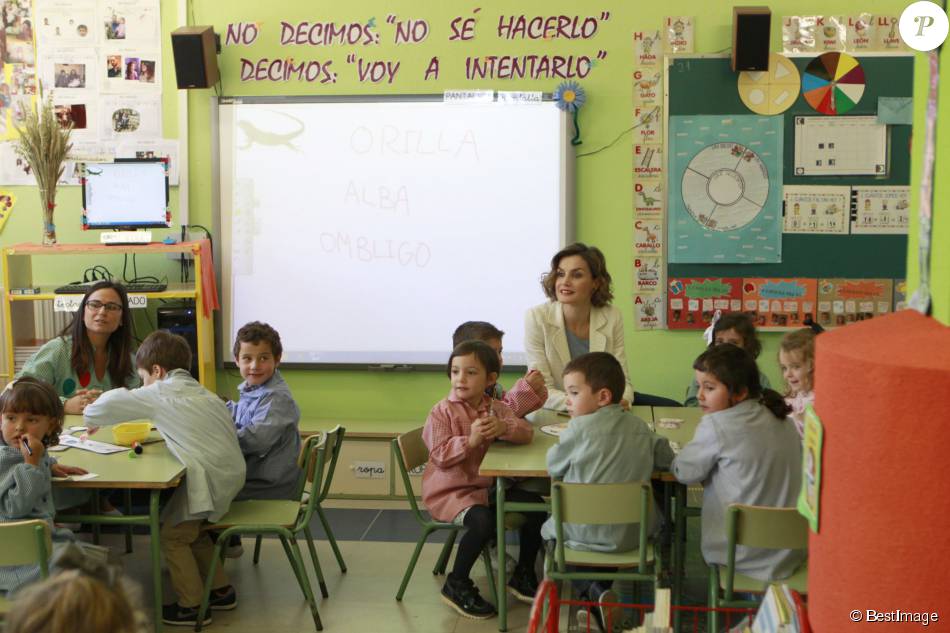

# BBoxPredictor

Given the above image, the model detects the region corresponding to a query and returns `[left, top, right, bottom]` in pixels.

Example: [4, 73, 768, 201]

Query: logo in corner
[900, 1, 949, 51]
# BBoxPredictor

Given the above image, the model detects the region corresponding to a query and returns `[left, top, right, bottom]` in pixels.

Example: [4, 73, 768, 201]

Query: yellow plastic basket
[112, 421, 152, 446]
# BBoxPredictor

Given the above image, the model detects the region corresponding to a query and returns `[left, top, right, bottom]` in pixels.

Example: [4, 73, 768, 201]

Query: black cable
[576, 105, 660, 159]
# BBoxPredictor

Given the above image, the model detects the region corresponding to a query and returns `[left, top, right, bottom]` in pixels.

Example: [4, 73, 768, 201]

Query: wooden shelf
[3, 241, 204, 256]
[7, 282, 198, 301]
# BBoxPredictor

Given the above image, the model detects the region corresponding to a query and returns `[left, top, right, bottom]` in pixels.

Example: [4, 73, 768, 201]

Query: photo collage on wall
[0, 0, 179, 186]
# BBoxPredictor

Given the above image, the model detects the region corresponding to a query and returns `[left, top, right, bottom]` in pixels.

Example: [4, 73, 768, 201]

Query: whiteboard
[215, 96, 574, 367]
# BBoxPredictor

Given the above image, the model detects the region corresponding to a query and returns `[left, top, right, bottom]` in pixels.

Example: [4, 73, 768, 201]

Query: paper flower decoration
[553, 81, 586, 146]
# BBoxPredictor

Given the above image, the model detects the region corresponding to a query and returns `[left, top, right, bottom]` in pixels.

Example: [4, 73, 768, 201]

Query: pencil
[22, 437, 33, 456]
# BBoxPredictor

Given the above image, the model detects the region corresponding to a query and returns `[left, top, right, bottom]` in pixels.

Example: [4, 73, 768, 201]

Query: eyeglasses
[85, 300, 123, 312]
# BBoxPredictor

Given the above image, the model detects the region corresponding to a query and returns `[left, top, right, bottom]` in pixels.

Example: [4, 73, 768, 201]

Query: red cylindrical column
[809, 310, 950, 630]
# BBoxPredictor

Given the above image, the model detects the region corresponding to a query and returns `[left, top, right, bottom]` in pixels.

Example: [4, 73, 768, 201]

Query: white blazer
[524, 302, 634, 410]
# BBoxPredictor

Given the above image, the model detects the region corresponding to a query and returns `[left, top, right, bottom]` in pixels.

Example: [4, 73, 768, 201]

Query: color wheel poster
[802, 52, 865, 115]
[668, 115, 783, 263]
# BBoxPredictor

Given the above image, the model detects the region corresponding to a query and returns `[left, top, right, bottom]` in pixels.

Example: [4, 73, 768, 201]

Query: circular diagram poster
[738, 53, 801, 115]
[668, 115, 783, 263]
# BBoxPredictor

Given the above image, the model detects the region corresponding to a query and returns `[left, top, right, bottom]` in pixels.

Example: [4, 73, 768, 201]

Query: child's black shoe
[506, 565, 539, 604]
[161, 603, 212, 627]
[441, 575, 496, 619]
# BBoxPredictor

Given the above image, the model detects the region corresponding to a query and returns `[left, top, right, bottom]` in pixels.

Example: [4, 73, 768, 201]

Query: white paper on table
[99, 94, 161, 141]
[58, 434, 126, 454]
[36, 0, 99, 47]
[793, 116, 887, 176]
[39, 47, 99, 95]
[52, 472, 100, 481]
[99, 47, 161, 93]
[115, 138, 179, 184]
[97, 0, 161, 48]
[851, 186, 910, 234]
[782, 185, 851, 235]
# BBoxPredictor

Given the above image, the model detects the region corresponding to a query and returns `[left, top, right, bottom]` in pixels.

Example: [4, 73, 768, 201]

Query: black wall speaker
[171, 26, 219, 89]
[732, 7, 771, 72]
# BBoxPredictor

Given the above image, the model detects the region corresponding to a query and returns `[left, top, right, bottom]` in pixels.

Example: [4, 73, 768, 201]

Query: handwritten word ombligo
[350, 125, 479, 160]
[319, 232, 432, 267]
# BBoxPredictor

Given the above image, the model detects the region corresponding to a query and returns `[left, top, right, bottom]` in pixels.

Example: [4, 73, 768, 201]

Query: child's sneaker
[161, 603, 212, 627]
[441, 575, 496, 619]
[506, 565, 538, 604]
[209, 585, 238, 610]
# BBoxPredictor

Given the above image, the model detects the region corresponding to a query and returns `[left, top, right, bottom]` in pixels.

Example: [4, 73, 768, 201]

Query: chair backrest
[0, 520, 52, 578]
[316, 425, 345, 501]
[394, 428, 427, 521]
[551, 481, 652, 573]
[729, 504, 809, 550]
[723, 504, 809, 597]
[295, 435, 328, 529]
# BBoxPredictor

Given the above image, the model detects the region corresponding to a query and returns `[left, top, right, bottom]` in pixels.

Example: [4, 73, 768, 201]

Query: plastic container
[112, 421, 152, 446]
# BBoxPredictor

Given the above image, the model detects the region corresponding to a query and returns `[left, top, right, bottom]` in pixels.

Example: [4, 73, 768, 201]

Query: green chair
[252, 427, 347, 591]
[196, 437, 328, 632]
[546, 481, 660, 633]
[392, 428, 499, 603]
[708, 504, 809, 632]
[0, 520, 52, 617]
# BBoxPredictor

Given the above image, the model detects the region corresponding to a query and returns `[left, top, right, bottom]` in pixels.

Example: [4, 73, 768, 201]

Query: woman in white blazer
[524, 243, 634, 411]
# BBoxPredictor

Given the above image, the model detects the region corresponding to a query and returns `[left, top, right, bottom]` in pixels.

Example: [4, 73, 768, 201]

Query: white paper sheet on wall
[793, 115, 887, 176]
[99, 94, 161, 140]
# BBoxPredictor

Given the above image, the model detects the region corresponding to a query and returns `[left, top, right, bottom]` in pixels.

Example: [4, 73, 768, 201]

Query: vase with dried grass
[14, 99, 73, 246]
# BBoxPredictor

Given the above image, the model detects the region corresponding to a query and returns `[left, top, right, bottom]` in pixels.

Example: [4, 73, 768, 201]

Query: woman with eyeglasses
[18, 281, 140, 414]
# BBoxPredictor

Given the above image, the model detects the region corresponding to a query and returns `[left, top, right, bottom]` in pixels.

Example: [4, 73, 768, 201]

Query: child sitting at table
[673, 344, 804, 582]
[223, 321, 300, 557]
[779, 328, 817, 437]
[452, 321, 547, 418]
[228, 321, 301, 501]
[84, 331, 246, 627]
[683, 312, 771, 406]
[0, 378, 86, 594]
[542, 352, 673, 628]
[422, 340, 545, 619]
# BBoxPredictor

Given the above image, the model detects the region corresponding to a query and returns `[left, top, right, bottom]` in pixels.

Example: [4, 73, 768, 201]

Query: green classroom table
[480, 405, 702, 631]
[52, 415, 185, 633]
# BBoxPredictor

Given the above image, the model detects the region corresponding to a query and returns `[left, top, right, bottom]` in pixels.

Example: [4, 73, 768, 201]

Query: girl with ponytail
[672, 344, 805, 582]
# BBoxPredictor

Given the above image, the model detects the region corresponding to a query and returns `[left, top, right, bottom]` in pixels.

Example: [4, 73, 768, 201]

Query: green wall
[3, 0, 943, 421]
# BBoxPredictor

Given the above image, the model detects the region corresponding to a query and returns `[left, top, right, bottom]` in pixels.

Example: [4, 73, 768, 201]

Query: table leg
[149, 489, 164, 633]
[496, 480, 507, 632]
[673, 483, 687, 607]
[124, 489, 133, 553]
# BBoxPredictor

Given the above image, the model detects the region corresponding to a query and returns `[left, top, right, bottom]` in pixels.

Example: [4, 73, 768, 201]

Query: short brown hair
[447, 340, 500, 378]
[713, 312, 762, 358]
[452, 321, 504, 348]
[541, 243, 614, 307]
[0, 377, 64, 446]
[563, 352, 624, 404]
[135, 330, 192, 373]
[233, 321, 283, 359]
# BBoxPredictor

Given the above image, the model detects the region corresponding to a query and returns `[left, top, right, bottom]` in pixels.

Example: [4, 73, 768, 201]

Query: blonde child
[779, 329, 817, 437]
[422, 340, 545, 619]
[84, 331, 245, 627]
[684, 312, 771, 406]
[0, 378, 87, 594]
[4, 569, 147, 633]
[673, 344, 804, 582]
[452, 321, 547, 418]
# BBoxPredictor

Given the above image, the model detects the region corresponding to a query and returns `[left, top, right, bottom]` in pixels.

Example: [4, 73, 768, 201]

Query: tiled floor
[88, 508, 714, 633]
